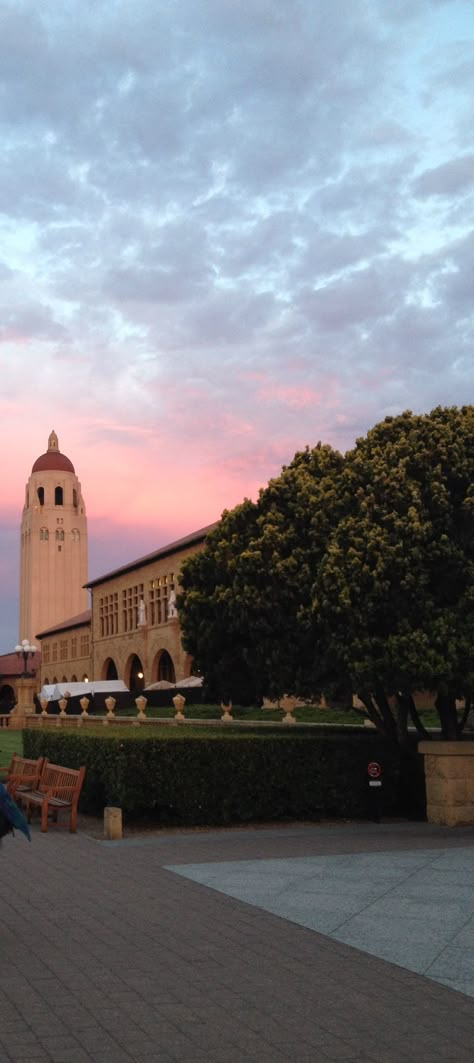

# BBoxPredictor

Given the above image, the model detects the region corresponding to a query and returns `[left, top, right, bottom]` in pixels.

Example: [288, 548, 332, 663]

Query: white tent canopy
[144, 676, 203, 691]
[176, 675, 204, 688]
[40, 680, 129, 701]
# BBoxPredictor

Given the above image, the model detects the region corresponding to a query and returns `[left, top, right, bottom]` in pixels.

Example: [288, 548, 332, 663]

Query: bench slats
[20, 762, 86, 833]
[0, 755, 45, 798]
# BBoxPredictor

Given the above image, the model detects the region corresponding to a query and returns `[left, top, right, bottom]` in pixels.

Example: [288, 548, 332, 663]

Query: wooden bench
[20, 762, 86, 833]
[0, 755, 45, 799]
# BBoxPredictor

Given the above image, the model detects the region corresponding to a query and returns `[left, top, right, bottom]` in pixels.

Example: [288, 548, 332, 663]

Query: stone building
[36, 610, 92, 688]
[35, 525, 216, 693]
[19, 430, 88, 645]
[86, 525, 216, 691]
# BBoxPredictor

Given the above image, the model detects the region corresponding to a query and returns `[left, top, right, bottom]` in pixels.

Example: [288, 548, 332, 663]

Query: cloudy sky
[0, 0, 473, 651]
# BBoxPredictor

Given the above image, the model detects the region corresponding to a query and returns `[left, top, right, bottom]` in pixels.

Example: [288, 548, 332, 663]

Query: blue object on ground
[0, 780, 31, 840]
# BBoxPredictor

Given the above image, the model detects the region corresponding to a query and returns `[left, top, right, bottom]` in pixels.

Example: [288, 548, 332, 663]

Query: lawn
[115, 701, 442, 728]
[0, 729, 23, 767]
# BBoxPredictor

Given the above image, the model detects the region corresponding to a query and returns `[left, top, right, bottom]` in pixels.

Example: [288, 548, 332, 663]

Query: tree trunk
[373, 687, 398, 746]
[406, 693, 432, 740]
[359, 688, 398, 746]
[435, 691, 459, 740]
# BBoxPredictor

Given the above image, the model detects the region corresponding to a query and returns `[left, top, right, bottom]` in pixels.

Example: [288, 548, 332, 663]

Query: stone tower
[19, 430, 88, 643]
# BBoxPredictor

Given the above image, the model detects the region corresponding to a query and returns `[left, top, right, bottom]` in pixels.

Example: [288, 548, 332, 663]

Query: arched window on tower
[40, 527, 49, 541]
[73, 488, 78, 508]
[37, 486, 44, 506]
[55, 529, 65, 542]
[71, 529, 80, 542]
[55, 486, 63, 505]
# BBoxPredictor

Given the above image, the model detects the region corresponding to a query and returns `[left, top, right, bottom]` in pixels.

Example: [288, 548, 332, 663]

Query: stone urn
[172, 693, 186, 720]
[105, 696, 116, 719]
[135, 695, 147, 721]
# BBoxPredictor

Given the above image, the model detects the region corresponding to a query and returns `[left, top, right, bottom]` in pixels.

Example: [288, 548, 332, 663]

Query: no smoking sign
[367, 761, 382, 786]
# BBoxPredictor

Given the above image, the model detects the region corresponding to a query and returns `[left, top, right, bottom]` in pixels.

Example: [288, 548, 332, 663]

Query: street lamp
[15, 639, 37, 677]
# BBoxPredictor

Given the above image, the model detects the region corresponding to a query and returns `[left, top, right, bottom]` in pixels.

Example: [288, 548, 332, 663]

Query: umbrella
[0, 781, 31, 841]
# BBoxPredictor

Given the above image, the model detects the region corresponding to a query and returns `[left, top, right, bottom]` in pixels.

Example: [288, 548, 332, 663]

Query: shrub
[23, 726, 425, 824]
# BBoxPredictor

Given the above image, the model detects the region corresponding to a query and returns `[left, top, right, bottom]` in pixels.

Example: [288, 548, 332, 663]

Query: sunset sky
[1, 0, 473, 652]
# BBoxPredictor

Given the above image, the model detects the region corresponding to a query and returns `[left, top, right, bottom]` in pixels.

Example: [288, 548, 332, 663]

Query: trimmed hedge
[23, 727, 425, 825]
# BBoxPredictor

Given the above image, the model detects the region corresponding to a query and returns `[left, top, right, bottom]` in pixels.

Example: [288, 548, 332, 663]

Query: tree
[313, 406, 474, 743]
[178, 404, 474, 744]
[178, 443, 344, 703]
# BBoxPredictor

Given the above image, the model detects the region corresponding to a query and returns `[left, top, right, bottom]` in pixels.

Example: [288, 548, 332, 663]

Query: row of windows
[39, 528, 81, 541]
[43, 675, 88, 686]
[28, 486, 80, 508]
[98, 575, 175, 638]
[42, 634, 90, 665]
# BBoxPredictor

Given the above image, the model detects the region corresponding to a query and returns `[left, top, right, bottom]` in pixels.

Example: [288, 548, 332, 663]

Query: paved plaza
[2, 820, 474, 1062]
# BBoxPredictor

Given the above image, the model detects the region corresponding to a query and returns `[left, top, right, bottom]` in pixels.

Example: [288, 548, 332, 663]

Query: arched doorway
[0, 684, 15, 713]
[128, 654, 145, 692]
[102, 658, 118, 681]
[157, 650, 176, 684]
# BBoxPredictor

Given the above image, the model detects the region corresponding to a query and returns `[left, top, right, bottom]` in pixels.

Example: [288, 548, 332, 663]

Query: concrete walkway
[2, 820, 474, 1062]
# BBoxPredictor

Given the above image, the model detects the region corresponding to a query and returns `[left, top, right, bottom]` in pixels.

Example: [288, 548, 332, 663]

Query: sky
[0, 0, 473, 652]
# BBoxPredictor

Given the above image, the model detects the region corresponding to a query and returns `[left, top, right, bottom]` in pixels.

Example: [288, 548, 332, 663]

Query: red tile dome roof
[32, 451, 75, 474]
[31, 430, 75, 475]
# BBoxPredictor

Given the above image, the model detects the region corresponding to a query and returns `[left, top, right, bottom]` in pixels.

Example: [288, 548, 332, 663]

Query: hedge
[23, 727, 425, 825]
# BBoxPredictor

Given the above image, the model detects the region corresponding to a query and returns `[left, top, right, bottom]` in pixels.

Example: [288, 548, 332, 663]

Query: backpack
[0, 810, 13, 838]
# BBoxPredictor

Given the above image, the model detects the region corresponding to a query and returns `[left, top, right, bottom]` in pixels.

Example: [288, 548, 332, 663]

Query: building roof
[0, 651, 41, 677]
[31, 429, 75, 475]
[35, 610, 92, 640]
[35, 608, 91, 637]
[86, 522, 218, 588]
[32, 451, 75, 474]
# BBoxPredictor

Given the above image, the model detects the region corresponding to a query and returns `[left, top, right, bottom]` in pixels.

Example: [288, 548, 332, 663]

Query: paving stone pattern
[1, 821, 473, 1062]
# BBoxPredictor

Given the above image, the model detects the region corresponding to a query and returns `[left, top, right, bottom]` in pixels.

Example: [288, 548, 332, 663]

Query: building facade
[87, 526, 215, 690]
[20, 430, 88, 645]
[35, 525, 216, 693]
[36, 610, 92, 689]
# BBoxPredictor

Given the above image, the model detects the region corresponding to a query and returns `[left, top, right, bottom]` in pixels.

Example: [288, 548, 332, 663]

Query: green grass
[115, 701, 442, 727]
[0, 729, 23, 769]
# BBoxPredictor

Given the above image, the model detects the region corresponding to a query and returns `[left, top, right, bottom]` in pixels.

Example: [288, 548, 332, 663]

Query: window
[100, 593, 118, 637]
[43, 644, 50, 665]
[55, 529, 65, 541]
[55, 486, 63, 505]
[52, 642, 58, 663]
[149, 577, 169, 625]
[80, 633, 90, 657]
[73, 489, 78, 508]
[122, 584, 143, 631]
[40, 527, 49, 541]
[60, 640, 68, 661]
[37, 487, 44, 506]
[71, 637, 77, 658]
[71, 529, 80, 542]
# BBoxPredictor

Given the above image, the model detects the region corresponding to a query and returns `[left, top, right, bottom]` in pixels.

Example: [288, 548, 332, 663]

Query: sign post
[367, 761, 383, 822]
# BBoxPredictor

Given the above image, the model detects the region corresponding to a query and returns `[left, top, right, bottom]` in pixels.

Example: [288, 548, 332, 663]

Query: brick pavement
[1, 821, 473, 1063]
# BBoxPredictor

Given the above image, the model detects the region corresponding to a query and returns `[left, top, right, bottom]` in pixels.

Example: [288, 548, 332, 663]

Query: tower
[19, 430, 88, 643]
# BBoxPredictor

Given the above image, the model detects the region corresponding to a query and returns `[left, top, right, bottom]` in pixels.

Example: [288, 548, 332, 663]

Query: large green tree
[313, 405, 474, 742]
[178, 443, 343, 703]
[178, 405, 474, 743]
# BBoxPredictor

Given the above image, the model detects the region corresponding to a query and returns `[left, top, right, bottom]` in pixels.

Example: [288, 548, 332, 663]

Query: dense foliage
[178, 406, 474, 744]
[178, 443, 344, 703]
[23, 727, 412, 823]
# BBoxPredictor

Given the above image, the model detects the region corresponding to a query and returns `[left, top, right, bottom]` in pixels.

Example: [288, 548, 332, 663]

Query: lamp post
[15, 639, 37, 677]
